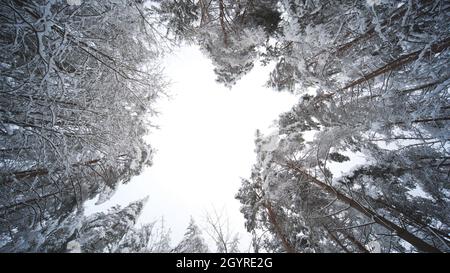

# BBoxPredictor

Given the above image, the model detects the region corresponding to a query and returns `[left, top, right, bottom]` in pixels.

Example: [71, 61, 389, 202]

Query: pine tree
[236, 0, 449, 253]
[155, 0, 282, 87]
[0, 0, 166, 249]
[117, 218, 172, 253]
[78, 197, 149, 253]
[0, 197, 151, 253]
[173, 218, 209, 253]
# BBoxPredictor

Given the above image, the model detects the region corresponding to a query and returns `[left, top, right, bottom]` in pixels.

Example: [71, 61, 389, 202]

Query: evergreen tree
[237, 0, 449, 253]
[173, 217, 209, 253]
[78, 198, 149, 253]
[0, 0, 166, 250]
[0, 197, 150, 253]
[155, 0, 281, 87]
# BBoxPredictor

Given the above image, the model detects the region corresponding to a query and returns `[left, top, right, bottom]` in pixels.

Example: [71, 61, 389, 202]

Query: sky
[85, 45, 298, 251]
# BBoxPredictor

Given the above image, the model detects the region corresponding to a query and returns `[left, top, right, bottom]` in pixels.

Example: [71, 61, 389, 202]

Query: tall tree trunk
[0, 191, 61, 213]
[338, 229, 370, 253]
[285, 161, 442, 253]
[335, 0, 434, 56]
[264, 201, 296, 253]
[371, 197, 450, 241]
[4, 158, 103, 180]
[323, 225, 351, 253]
[218, 0, 228, 46]
[341, 37, 450, 91]
[305, 0, 434, 65]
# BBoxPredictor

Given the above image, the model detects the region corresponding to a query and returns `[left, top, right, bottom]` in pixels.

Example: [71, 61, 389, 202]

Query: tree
[155, 0, 282, 87]
[203, 208, 241, 253]
[77, 197, 149, 253]
[173, 217, 209, 253]
[0, 197, 150, 253]
[155, 0, 200, 41]
[116, 217, 172, 253]
[236, 0, 449, 253]
[0, 0, 167, 250]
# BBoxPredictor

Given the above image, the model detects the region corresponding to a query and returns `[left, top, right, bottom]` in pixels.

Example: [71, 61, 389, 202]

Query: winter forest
[0, 0, 449, 253]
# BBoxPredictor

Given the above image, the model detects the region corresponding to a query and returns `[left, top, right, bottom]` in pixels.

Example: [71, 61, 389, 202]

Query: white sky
[85, 45, 298, 251]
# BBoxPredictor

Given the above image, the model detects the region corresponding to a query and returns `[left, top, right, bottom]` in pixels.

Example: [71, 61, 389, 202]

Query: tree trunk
[0, 191, 61, 213]
[286, 161, 442, 253]
[338, 229, 370, 253]
[323, 225, 351, 253]
[5, 158, 102, 180]
[218, 0, 228, 46]
[335, 0, 434, 56]
[264, 201, 296, 253]
[341, 37, 450, 91]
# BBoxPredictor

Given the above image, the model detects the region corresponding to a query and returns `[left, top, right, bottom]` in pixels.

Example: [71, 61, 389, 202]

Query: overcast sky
[85, 45, 298, 251]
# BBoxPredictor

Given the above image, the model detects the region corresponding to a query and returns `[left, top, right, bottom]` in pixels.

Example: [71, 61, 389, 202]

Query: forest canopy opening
[0, 0, 449, 253]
